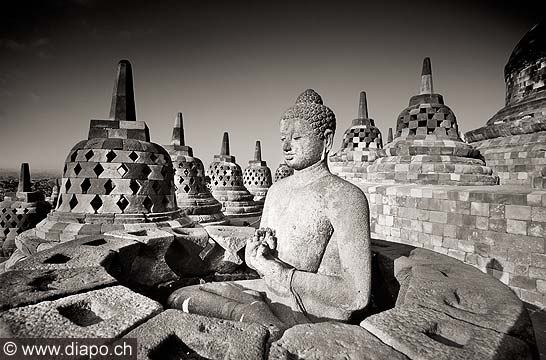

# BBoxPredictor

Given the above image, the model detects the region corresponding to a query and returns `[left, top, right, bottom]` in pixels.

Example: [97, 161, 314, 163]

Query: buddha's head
[280, 89, 336, 171]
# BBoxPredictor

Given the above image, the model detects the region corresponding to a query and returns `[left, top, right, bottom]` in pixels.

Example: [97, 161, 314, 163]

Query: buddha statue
[168, 89, 371, 333]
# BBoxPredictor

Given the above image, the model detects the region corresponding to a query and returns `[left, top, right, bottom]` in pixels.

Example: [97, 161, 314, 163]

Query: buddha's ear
[323, 129, 334, 153]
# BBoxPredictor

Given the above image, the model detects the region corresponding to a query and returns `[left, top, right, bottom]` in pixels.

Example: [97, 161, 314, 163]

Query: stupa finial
[221, 132, 230, 156]
[419, 57, 434, 95]
[171, 112, 185, 146]
[109, 59, 136, 121]
[358, 91, 369, 119]
[18, 163, 31, 193]
[254, 141, 262, 161]
[388, 128, 393, 143]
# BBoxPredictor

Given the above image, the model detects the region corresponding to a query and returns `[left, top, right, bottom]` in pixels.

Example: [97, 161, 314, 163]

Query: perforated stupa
[367, 58, 498, 185]
[242, 141, 272, 203]
[163, 112, 227, 224]
[14, 60, 192, 249]
[329, 91, 383, 180]
[274, 162, 293, 182]
[208, 132, 262, 224]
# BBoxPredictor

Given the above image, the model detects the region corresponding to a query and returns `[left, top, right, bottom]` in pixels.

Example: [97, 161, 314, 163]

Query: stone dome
[505, 21, 546, 81]
[13, 60, 191, 253]
[243, 141, 272, 203]
[274, 163, 293, 182]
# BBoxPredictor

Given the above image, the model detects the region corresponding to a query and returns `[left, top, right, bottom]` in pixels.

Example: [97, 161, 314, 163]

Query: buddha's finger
[199, 282, 259, 303]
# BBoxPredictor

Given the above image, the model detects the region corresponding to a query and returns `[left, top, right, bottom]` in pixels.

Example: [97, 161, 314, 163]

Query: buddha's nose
[282, 140, 291, 152]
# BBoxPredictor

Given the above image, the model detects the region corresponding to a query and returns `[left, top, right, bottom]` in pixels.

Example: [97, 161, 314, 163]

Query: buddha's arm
[290, 188, 372, 312]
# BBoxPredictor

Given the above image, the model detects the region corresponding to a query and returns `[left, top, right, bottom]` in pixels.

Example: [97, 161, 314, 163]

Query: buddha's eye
[293, 136, 301, 140]
[280, 137, 286, 142]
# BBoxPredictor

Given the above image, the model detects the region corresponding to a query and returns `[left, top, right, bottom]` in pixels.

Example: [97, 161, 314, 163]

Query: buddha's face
[280, 118, 331, 171]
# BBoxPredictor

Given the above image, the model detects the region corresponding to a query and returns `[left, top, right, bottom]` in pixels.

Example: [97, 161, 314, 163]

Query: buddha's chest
[266, 187, 333, 271]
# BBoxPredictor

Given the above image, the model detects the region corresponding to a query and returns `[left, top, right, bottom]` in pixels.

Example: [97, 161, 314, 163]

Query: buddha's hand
[250, 243, 293, 297]
[245, 228, 276, 271]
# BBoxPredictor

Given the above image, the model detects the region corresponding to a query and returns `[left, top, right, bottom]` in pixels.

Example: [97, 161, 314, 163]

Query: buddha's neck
[291, 159, 330, 186]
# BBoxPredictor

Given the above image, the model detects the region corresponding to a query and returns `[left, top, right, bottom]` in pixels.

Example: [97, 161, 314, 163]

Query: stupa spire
[358, 91, 369, 119]
[419, 57, 434, 95]
[18, 163, 31, 193]
[171, 112, 185, 146]
[254, 141, 262, 161]
[109, 59, 136, 121]
[221, 132, 230, 156]
[388, 128, 393, 143]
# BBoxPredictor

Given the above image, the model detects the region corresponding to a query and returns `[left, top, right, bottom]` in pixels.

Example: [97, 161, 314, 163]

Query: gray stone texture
[269, 322, 408, 360]
[0, 286, 162, 338]
[124, 309, 268, 360]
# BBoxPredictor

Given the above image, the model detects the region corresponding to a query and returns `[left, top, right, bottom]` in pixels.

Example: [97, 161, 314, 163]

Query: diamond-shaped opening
[80, 178, 91, 194]
[150, 153, 158, 163]
[183, 184, 190, 193]
[74, 163, 82, 175]
[0, 221, 4, 227]
[44, 253, 71, 264]
[104, 179, 115, 195]
[117, 164, 129, 177]
[63, 164, 68, 175]
[148, 334, 206, 360]
[90, 195, 103, 213]
[129, 179, 141, 195]
[57, 301, 105, 327]
[93, 163, 104, 177]
[85, 150, 94, 161]
[152, 181, 161, 194]
[106, 150, 117, 162]
[70, 151, 78, 162]
[117, 195, 129, 212]
[142, 165, 152, 178]
[69, 194, 78, 210]
[65, 179, 72, 191]
[143, 196, 153, 212]
[128, 151, 139, 162]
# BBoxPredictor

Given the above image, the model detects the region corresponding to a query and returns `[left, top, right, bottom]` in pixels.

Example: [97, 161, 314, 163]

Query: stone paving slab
[11, 235, 139, 272]
[0, 285, 162, 338]
[123, 309, 268, 360]
[269, 322, 409, 360]
[361, 305, 531, 360]
[0, 266, 117, 311]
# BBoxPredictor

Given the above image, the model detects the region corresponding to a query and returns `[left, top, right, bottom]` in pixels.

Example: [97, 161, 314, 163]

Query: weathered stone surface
[124, 309, 268, 360]
[0, 286, 162, 338]
[393, 248, 534, 344]
[11, 235, 139, 272]
[204, 225, 254, 264]
[0, 267, 117, 311]
[106, 228, 178, 286]
[361, 305, 531, 360]
[269, 322, 408, 360]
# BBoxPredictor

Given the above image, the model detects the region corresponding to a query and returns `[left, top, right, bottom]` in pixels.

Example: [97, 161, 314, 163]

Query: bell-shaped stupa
[14, 60, 192, 253]
[208, 132, 262, 225]
[243, 141, 272, 203]
[329, 91, 383, 180]
[0, 163, 51, 257]
[367, 58, 498, 185]
[274, 162, 293, 182]
[163, 112, 227, 224]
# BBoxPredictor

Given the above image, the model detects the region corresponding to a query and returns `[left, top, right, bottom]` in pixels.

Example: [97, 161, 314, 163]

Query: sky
[0, 0, 544, 173]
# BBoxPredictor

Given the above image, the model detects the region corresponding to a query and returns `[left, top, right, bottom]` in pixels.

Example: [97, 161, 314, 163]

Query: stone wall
[353, 181, 546, 309]
[506, 58, 546, 106]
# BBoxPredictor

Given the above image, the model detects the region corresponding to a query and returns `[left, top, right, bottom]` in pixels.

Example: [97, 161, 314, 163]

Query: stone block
[505, 205, 531, 220]
[506, 219, 528, 235]
[0, 286, 162, 338]
[106, 228, 178, 286]
[270, 322, 408, 360]
[124, 309, 267, 360]
[0, 267, 117, 311]
[470, 202, 489, 217]
[531, 206, 546, 222]
[12, 235, 139, 272]
[361, 305, 530, 360]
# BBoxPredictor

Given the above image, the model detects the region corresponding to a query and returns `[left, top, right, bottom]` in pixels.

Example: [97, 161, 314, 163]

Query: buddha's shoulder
[319, 173, 367, 197]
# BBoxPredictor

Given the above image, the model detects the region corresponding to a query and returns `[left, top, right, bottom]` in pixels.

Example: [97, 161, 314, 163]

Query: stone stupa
[163, 112, 227, 225]
[465, 20, 546, 188]
[0, 163, 51, 257]
[329, 91, 383, 181]
[8, 60, 192, 262]
[208, 132, 262, 226]
[274, 162, 293, 182]
[243, 141, 272, 204]
[367, 58, 498, 185]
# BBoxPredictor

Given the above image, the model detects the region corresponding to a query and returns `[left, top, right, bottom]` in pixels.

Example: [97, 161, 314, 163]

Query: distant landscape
[0, 169, 61, 200]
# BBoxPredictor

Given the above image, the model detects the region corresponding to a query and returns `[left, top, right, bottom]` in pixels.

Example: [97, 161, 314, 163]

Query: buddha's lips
[284, 154, 295, 160]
